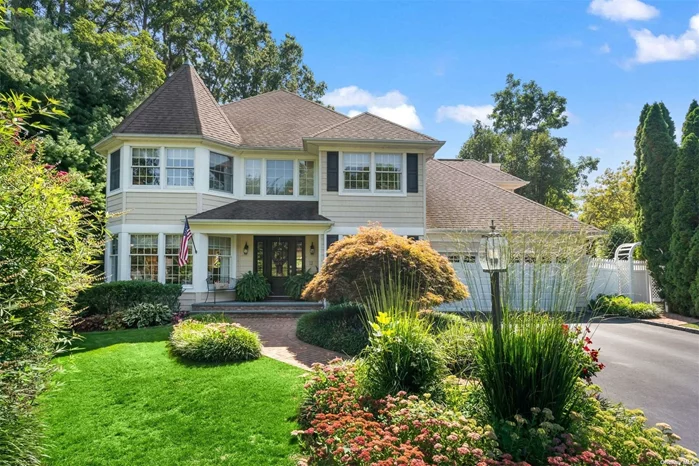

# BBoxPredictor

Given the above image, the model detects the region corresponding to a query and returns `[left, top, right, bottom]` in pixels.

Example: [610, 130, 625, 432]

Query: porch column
[192, 233, 208, 293]
[119, 232, 130, 281]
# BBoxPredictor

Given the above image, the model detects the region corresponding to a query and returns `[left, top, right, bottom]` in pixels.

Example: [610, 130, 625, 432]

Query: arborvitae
[632, 103, 651, 198]
[634, 103, 678, 294]
[658, 103, 679, 299]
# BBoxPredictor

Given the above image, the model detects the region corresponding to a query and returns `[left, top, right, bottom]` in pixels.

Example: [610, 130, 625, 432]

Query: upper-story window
[266, 160, 294, 196]
[209, 152, 233, 193]
[166, 148, 194, 186]
[343, 153, 371, 191]
[245, 159, 262, 195]
[375, 153, 402, 191]
[299, 161, 315, 196]
[132, 148, 160, 186]
[109, 149, 121, 192]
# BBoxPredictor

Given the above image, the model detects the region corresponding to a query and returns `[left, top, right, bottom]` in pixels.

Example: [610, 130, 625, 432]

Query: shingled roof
[426, 159, 601, 233]
[309, 112, 439, 142]
[434, 159, 526, 184]
[189, 200, 331, 222]
[112, 64, 241, 146]
[220, 90, 348, 148]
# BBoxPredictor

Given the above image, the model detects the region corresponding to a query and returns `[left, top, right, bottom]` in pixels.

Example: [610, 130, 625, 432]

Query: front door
[254, 236, 305, 297]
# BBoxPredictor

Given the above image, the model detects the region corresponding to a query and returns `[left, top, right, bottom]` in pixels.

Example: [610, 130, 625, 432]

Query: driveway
[589, 319, 699, 452]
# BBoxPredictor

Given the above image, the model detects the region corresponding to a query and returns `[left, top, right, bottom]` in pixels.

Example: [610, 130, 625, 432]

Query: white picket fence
[439, 258, 660, 312]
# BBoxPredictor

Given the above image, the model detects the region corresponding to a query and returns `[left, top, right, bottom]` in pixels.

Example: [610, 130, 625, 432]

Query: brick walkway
[229, 315, 345, 370]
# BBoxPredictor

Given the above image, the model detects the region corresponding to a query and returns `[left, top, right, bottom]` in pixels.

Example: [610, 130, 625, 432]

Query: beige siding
[201, 193, 234, 212]
[319, 152, 425, 228]
[106, 193, 123, 225]
[426, 232, 480, 254]
[123, 192, 198, 224]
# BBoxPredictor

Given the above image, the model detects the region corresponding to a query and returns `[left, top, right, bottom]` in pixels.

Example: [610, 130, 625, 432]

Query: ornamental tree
[302, 226, 468, 306]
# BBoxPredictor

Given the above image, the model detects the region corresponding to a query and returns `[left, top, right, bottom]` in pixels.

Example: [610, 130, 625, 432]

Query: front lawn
[39, 327, 305, 466]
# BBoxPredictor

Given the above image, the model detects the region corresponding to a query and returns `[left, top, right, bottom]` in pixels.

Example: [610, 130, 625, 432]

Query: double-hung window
[209, 152, 233, 193]
[298, 160, 315, 196]
[131, 148, 160, 185]
[130, 234, 159, 281]
[245, 159, 262, 195]
[166, 148, 194, 186]
[208, 236, 232, 283]
[109, 236, 119, 281]
[165, 234, 192, 285]
[343, 153, 371, 191]
[109, 149, 121, 191]
[375, 153, 402, 191]
[266, 160, 294, 195]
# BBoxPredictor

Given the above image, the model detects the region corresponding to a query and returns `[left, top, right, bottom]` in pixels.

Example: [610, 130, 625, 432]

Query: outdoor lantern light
[310, 242, 315, 255]
[478, 220, 509, 334]
[243, 242, 249, 255]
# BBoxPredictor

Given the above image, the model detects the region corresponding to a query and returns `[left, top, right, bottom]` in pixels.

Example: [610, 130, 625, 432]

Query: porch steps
[191, 300, 323, 314]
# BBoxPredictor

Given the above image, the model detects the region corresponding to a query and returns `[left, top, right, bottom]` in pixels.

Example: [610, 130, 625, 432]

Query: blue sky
[250, 0, 699, 179]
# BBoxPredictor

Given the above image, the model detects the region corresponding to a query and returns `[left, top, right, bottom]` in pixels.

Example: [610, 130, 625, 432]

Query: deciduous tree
[580, 161, 635, 231]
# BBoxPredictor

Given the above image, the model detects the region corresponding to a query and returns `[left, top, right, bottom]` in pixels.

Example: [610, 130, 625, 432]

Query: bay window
[245, 159, 262, 195]
[166, 148, 194, 186]
[208, 236, 232, 283]
[266, 160, 294, 195]
[130, 234, 159, 281]
[109, 236, 119, 281]
[343, 153, 371, 191]
[165, 234, 192, 285]
[131, 148, 160, 186]
[209, 152, 233, 193]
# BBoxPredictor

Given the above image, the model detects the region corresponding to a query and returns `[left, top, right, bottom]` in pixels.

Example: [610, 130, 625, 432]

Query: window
[130, 234, 158, 281]
[165, 234, 192, 285]
[109, 150, 121, 191]
[209, 152, 233, 193]
[266, 160, 294, 195]
[375, 153, 402, 191]
[131, 148, 160, 186]
[298, 160, 315, 196]
[208, 236, 232, 283]
[245, 159, 262, 195]
[343, 153, 370, 190]
[166, 148, 194, 186]
[110, 236, 119, 281]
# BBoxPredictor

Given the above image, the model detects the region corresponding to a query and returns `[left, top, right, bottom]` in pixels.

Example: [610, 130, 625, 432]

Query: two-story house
[94, 64, 595, 310]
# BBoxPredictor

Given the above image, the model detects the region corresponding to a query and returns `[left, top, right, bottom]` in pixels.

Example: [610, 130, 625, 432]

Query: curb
[632, 318, 699, 335]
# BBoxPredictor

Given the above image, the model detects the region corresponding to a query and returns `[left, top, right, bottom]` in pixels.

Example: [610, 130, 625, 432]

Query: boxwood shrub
[169, 320, 261, 363]
[296, 303, 367, 356]
[589, 294, 661, 319]
[75, 281, 182, 316]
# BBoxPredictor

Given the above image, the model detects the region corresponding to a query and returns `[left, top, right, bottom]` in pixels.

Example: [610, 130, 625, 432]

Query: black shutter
[110, 149, 121, 191]
[407, 153, 418, 193]
[327, 151, 339, 192]
[326, 235, 339, 253]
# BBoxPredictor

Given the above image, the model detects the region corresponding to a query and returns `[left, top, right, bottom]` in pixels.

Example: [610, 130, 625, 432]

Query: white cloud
[588, 25, 600, 31]
[630, 14, 699, 63]
[588, 0, 659, 22]
[322, 86, 423, 130]
[599, 43, 612, 53]
[435, 105, 494, 125]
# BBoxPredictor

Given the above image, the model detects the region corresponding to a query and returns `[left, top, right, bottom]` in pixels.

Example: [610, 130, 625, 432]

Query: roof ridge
[309, 113, 359, 137]
[430, 159, 599, 231]
[220, 89, 350, 121]
[115, 66, 188, 133]
[360, 112, 439, 142]
[187, 68, 203, 136]
[438, 158, 527, 183]
[189, 66, 241, 142]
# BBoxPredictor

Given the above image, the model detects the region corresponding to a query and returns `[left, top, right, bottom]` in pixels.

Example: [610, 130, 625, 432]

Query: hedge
[75, 281, 182, 316]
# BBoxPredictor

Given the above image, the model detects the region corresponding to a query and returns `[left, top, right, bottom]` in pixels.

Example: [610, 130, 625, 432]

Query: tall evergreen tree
[658, 103, 678, 298]
[634, 103, 678, 293]
[632, 103, 650, 196]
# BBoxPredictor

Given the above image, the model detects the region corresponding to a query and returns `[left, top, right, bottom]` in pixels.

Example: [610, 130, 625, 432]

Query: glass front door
[254, 236, 305, 296]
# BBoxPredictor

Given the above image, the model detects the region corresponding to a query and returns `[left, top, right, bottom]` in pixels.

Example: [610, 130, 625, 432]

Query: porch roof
[189, 200, 331, 223]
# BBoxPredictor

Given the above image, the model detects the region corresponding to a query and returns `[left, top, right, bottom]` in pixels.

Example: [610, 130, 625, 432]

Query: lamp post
[478, 220, 509, 334]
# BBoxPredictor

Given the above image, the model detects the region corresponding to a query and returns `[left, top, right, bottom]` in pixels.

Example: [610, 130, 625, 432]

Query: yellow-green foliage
[302, 225, 468, 305]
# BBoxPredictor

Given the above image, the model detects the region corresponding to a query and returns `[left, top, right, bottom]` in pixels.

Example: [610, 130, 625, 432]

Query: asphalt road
[589, 320, 699, 453]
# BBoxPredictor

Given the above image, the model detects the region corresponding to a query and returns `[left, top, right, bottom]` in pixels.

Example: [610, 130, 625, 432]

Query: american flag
[178, 217, 193, 267]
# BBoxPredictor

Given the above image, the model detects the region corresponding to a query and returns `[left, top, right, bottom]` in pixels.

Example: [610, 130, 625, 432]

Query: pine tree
[634, 103, 678, 294]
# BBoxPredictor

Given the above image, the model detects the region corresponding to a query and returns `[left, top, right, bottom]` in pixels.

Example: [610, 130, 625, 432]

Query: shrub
[589, 294, 661, 319]
[187, 313, 228, 323]
[284, 269, 314, 300]
[235, 271, 271, 302]
[168, 320, 261, 362]
[302, 225, 468, 306]
[75, 281, 182, 316]
[472, 311, 590, 427]
[296, 304, 367, 356]
[596, 221, 635, 259]
[72, 314, 107, 332]
[357, 278, 448, 399]
[103, 312, 127, 331]
[123, 303, 173, 328]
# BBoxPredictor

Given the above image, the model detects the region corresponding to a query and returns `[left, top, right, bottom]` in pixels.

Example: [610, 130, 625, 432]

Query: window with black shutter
[109, 149, 121, 191]
[326, 234, 339, 251]
[407, 153, 418, 193]
[327, 152, 339, 192]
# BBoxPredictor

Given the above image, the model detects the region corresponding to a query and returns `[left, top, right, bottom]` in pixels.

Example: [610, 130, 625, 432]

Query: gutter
[188, 219, 333, 225]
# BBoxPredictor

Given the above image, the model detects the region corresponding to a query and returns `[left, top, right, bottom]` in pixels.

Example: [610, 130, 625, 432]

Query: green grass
[40, 327, 305, 466]
[681, 322, 699, 330]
